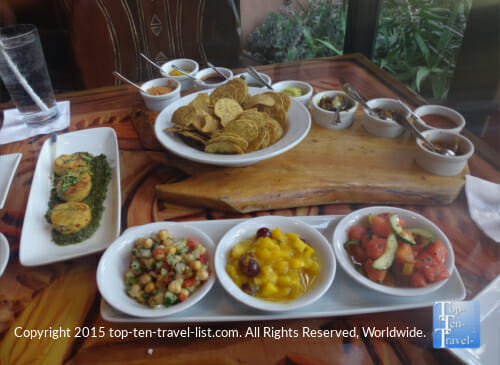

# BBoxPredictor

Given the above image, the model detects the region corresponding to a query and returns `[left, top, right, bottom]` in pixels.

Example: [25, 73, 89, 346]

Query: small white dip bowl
[271, 80, 313, 107]
[194, 67, 233, 90]
[415, 129, 474, 176]
[311, 90, 358, 129]
[362, 98, 408, 138]
[160, 58, 199, 92]
[140, 78, 181, 111]
[413, 104, 466, 133]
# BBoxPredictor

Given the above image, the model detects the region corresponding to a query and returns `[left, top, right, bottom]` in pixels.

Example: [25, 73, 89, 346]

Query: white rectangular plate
[0, 153, 22, 209]
[101, 215, 466, 322]
[20, 127, 121, 266]
[449, 275, 500, 365]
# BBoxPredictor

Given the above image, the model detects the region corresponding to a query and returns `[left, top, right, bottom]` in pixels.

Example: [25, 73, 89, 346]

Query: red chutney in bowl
[419, 113, 456, 129]
[344, 212, 450, 288]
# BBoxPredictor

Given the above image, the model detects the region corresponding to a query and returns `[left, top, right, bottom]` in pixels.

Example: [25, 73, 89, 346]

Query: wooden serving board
[154, 110, 467, 213]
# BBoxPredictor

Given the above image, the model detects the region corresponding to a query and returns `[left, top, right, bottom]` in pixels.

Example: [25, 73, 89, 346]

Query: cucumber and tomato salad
[344, 212, 450, 288]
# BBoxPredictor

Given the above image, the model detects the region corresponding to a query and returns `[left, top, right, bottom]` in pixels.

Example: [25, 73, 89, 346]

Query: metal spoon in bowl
[171, 65, 200, 82]
[207, 62, 228, 80]
[396, 99, 456, 156]
[332, 97, 343, 125]
[246, 66, 275, 90]
[342, 83, 389, 120]
[140, 53, 163, 71]
[112, 71, 143, 91]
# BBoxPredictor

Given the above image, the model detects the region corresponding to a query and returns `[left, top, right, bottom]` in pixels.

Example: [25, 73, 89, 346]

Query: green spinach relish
[45, 154, 112, 245]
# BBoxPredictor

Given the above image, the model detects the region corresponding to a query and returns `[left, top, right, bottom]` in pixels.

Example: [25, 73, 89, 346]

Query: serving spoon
[246, 66, 274, 90]
[171, 65, 199, 82]
[112, 71, 142, 91]
[140, 53, 163, 71]
[207, 62, 229, 80]
[396, 100, 456, 156]
[342, 83, 389, 120]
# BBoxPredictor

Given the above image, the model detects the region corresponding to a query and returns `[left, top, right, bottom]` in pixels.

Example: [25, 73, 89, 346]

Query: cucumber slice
[372, 233, 398, 270]
[406, 227, 435, 247]
[388, 214, 416, 245]
[344, 239, 362, 250]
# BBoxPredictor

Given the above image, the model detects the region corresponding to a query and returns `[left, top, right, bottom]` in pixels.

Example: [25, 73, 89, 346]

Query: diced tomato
[361, 232, 373, 249]
[187, 237, 200, 249]
[410, 271, 427, 287]
[365, 236, 386, 260]
[199, 254, 207, 264]
[371, 214, 393, 237]
[183, 279, 194, 288]
[348, 243, 367, 263]
[162, 271, 175, 284]
[425, 240, 448, 265]
[414, 252, 437, 271]
[364, 259, 387, 283]
[412, 243, 426, 257]
[395, 242, 415, 264]
[179, 293, 187, 302]
[423, 264, 450, 283]
[399, 217, 405, 227]
[153, 247, 164, 256]
[348, 225, 368, 242]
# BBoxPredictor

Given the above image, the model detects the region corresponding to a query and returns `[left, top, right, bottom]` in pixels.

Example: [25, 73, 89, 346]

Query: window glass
[372, 0, 471, 100]
[244, 0, 347, 64]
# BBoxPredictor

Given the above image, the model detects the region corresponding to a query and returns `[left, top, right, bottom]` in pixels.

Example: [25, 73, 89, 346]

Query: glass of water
[0, 24, 58, 126]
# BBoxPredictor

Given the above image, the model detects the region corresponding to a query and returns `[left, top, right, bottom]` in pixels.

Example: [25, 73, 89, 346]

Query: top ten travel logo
[433, 301, 480, 348]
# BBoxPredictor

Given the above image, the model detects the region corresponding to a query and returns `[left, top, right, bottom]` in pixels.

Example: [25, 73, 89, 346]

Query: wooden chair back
[64, 0, 242, 89]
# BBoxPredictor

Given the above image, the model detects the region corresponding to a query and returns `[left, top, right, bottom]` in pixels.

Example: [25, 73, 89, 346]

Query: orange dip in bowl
[147, 86, 174, 96]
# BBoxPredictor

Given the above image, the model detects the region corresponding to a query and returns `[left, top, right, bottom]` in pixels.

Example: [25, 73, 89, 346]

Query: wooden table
[0, 54, 498, 365]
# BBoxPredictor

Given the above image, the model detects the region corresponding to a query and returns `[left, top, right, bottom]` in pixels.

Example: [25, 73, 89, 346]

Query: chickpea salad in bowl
[125, 229, 210, 308]
[97, 222, 216, 318]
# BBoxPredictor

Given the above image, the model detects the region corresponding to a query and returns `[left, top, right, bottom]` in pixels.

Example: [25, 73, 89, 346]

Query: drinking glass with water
[0, 24, 58, 126]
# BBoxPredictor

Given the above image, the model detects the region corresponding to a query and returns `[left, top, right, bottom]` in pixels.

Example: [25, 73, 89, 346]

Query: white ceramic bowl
[160, 58, 199, 91]
[415, 129, 474, 176]
[311, 91, 358, 129]
[233, 72, 272, 88]
[362, 98, 407, 138]
[154, 88, 311, 167]
[414, 104, 466, 133]
[0, 233, 9, 277]
[215, 216, 336, 312]
[140, 78, 181, 111]
[271, 80, 313, 107]
[97, 222, 216, 318]
[332, 206, 455, 297]
[195, 67, 233, 90]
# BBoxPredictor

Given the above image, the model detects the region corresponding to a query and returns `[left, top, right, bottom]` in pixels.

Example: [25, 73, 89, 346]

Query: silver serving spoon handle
[342, 83, 387, 120]
[112, 71, 142, 91]
[171, 65, 199, 82]
[207, 62, 229, 80]
[246, 66, 274, 90]
[140, 53, 163, 71]
[396, 99, 455, 156]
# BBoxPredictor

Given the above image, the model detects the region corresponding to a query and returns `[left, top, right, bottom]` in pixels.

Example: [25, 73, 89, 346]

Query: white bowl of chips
[154, 80, 311, 167]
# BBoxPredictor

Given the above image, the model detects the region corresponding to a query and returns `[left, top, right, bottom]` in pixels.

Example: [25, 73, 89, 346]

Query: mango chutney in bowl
[226, 227, 320, 301]
[215, 216, 335, 312]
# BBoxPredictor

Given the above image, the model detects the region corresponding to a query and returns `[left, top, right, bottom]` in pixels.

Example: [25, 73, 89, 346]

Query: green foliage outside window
[245, 0, 347, 63]
[374, 0, 470, 99]
[244, 0, 470, 99]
